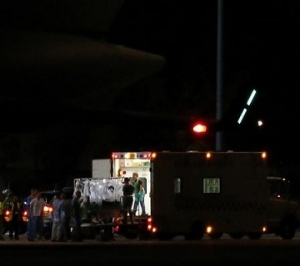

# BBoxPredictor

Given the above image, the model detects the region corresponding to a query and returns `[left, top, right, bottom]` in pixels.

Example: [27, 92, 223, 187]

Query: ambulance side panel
[151, 152, 269, 236]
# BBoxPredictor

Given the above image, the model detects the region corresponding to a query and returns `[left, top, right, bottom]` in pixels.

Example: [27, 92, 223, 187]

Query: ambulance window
[174, 178, 181, 194]
[203, 178, 220, 194]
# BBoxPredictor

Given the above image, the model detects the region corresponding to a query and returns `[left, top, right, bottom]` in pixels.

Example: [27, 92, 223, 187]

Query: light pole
[216, 0, 223, 151]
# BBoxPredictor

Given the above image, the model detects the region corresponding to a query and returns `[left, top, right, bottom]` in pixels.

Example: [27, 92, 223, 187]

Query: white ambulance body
[92, 159, 111, 178]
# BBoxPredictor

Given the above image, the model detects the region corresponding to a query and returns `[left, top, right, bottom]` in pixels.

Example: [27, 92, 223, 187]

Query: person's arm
[40, 199, 45, 216]
[29, 199, 34, 216]
[139, 187, 145, 199]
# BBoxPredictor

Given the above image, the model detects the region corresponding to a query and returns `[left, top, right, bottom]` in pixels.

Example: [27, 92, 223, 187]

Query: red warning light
[192, 122, 207, 134]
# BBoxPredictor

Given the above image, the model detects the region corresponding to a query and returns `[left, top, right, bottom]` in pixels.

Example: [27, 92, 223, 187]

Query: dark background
[1, 0, 299, 196]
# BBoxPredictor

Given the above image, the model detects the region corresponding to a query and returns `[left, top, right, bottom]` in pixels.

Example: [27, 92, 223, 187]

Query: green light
[247, 89, 257, 106]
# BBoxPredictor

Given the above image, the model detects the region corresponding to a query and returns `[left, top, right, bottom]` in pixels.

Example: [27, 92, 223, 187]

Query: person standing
[26, 188, 37, 241]
[71, 190, 83, 241]
[51, 192, 62, 242]
[0, 193, 5, 241]
[130, 172, 139, 189]
[122, 177, 134, 224]
[30, 190, 45, 241]
[131, 173, 144, 216]
[8, 195, 21, 240]
[133, 180, 146, 216]
[58, 192, 72, 242]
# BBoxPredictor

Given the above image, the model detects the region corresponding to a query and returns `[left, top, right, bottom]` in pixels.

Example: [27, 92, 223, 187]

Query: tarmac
[0, 232, 116, 245]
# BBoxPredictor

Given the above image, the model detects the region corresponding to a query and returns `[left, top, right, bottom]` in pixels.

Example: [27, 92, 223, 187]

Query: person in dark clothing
[122, 177, 134, 224]
[71, 190, 83, 241]
[26, 188, 37, 241]
[58, 192, 72, 242]
[8, 195, 21, 240]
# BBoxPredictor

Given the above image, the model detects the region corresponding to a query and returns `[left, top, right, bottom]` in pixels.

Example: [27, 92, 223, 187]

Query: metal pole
[216, 0, 223, 151]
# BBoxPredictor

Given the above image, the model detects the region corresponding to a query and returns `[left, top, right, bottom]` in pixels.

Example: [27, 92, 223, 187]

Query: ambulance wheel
[124, 230, 138, 239]
[184, 221, 204, 240]
[229, 232, 244, 239]
[82, 227, 96, 239]
[209, 232, 223, 240]
[138, 231, 151, 240]
[157, 233, 174, 241]
[279, 219, 296, 240]
[247, 232, 262, 240]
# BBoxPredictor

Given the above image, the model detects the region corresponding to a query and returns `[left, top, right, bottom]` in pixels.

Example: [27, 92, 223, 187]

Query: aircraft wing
[1, 29, 165, 106]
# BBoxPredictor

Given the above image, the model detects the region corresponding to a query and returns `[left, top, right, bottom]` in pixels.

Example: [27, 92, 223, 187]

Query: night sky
[109, 0, 300, 164]
[1, 0, 300, 194]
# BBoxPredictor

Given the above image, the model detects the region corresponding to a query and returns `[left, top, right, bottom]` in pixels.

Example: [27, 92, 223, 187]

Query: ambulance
[109, 151, 300, 240]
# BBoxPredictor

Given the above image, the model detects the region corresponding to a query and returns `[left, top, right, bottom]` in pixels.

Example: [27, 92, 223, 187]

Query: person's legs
[123, 197, 133, 224]
[56, 221, 62, 241]
[37, 217, 44, 239]
[13, 218, 19, 240]
[60, 216, 71, 241]
[71, 217, 82, 241]
[65, 216, 71, 240]
[60, 220, 68, 241]
[123, 198, 129, 224]
[139, 201, 146, 215]
[27, 217, 35, 240]
[9, 220, 13, 240]
[132, 200, 138, 216]
[31, 216, 38, 240]
[0, 215, 5, 240]
[51, 220, 58, 241]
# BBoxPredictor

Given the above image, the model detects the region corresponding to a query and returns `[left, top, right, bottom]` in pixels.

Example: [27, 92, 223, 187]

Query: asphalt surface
[1, 233, 300, 266]
[0, 230, 300, 244]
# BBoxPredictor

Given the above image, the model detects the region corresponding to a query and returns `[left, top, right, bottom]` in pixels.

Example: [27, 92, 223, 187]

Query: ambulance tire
[124, 232, 138, 239]
[279, 218, 296, 240]
[157, 233, 175, 241]
[138, 231, 151, 240]
[82, 227, 96, 239]
[124, 228, 138, 239]
[184, 221, 204, 240]
[247, 232, 262, 240]
[229, 232, 244, 239]
[209, 232, 223, 240]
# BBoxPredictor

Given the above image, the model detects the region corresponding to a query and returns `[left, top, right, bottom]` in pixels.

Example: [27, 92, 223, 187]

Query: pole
[216, 0, 223, 151]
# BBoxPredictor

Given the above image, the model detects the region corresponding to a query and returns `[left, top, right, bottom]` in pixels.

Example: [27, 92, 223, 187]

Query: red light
[147, 217, 153, 231]
[4, 209, 11, 222]
[143, 153, 151, 159]
[192, 123, 207, 133]
[112, 153, 119, 159]
[114, 225, 120, 233]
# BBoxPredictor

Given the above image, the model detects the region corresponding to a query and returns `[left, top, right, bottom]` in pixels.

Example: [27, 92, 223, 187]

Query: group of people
[49, 190, 83, 242]
[0, 187, 84, 242]
[24, 188, 83, 242]
[122, 172, 146, 223]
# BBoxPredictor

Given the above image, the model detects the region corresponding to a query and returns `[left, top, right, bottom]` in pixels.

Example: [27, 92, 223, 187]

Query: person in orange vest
[0, 193, 5, 241]
[8, 195, 21, 240]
